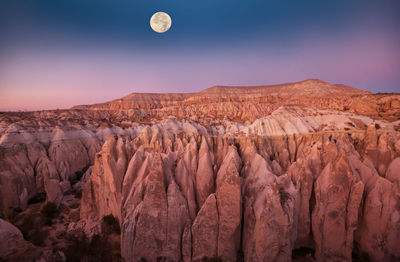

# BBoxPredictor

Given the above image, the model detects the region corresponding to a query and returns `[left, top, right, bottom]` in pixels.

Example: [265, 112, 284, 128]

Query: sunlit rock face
[1, 79, 400, 261]
[72, 79, 400, 122]
[79, 120, 399, 262]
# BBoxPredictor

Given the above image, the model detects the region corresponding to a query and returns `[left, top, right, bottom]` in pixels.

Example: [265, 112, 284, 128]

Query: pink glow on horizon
[0, 31, 399, 111]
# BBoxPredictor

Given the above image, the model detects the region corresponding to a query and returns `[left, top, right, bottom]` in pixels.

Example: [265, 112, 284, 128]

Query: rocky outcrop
[195, 137, 215, 209]
[0, 145, 36, 211]
[72, 79, 400, 122]
[0, 218, 37, 260]
[215, 147, 242, 261]
[288, 143, 320, 248]
[386, 157, 400, 183]
[192, 194, 219, 261]
[240, 141, 298, 262]
[0, 119, 130, 212]
[81, 135, 131, 225]
[356, 176, 400, 262]
[312, 156, 364, 261]
[121, 153, 169, 262]
[1, 80, 400, 261]
[76, 120, 400, 262]
[350, 155, 400, 262]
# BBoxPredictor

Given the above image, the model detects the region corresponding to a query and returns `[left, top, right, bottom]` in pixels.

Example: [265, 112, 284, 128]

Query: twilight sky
[0, 0, 399, 110]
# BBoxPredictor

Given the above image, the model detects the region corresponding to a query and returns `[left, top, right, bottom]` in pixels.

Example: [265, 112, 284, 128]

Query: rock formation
[1, 79, 400, 261]
[0, 218, 36, 259]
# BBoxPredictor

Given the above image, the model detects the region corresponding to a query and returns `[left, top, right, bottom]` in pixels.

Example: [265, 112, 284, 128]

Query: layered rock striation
[72, 79, 400, 122]
[1, 79, 400, 261]
[80, 118, 400, 262]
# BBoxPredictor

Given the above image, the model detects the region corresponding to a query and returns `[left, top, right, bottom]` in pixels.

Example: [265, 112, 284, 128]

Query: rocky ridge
[77, 118, 400, 262]
[72, 79, 400, 122]
[0, 79, 399, 261]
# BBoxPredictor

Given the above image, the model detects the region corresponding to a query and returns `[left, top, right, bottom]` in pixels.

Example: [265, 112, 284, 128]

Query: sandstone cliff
[79, 117, 400, 262]
[1, 79, 400, 261]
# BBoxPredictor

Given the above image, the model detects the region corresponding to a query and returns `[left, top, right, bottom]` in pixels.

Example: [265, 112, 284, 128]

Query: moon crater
[150, 12, 172, 33]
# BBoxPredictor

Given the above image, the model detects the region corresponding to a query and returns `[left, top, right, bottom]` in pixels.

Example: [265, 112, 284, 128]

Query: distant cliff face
[71, 79, 400, 122]
[1, 79, 400, 262]
[78, 121, 400, 262]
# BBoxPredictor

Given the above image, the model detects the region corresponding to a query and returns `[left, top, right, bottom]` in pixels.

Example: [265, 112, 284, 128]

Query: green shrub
[41, 202, 58, 218]
[360, 252, 371, 262]
[28, 193, 46, 204]
[18, 212, 49, 246]
[292, 247, 315, 259]
[74, 191, 82, 199]
[64, 217, 119, 261]
[87, 234, 113, 261]
[72, 165, 90, 185]
[19, 214, 35, 238]
[64, 233, 89, 262]
[30, 229, 49, 246]
[103, 214, 121, 234]
[40, 202, 59, 225]
[103, 214, 117, 225]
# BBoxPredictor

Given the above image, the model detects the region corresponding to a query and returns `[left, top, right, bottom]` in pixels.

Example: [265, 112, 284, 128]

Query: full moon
[150, 12, 172, 33]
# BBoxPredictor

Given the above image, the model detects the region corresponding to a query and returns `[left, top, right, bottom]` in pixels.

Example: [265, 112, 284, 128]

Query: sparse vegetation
[63, 232, 119, 262]
[89, 234, 112, 260]
[30, 229, 49, 246]
[360, 252, 371, 262]
[103, 214, 121, 234]
[353, 250, 372, 262]
[28, 193, 46, 204]
[292, 247, 315, 260]
[201, 257, 223, 262]
[20, 213, 35, 236]
[64, 233, 89, 262]
[375, 123, 381, 129]
[71, 165, 90, 185]
[40, 202, 59, 225]
[74, 191, 82, 199]
[18, 212, 49, 246]
[103, 214, 117, 226]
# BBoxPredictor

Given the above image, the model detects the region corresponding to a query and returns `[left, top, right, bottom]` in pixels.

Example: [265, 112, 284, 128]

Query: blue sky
[0, 0, 399, 110]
